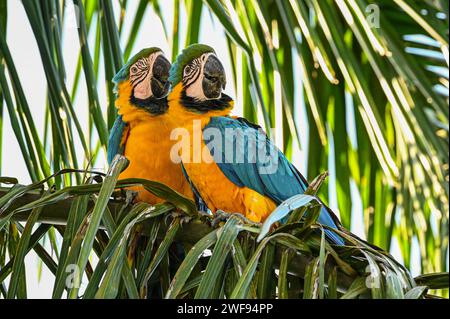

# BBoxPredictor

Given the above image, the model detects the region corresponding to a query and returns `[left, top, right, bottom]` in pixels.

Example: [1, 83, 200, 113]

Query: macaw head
[113, 47, 171, 115]
[169, 44, 232, 113]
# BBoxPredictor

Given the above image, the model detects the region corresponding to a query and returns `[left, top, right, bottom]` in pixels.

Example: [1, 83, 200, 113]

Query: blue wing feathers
[205, 116, 309, 203]
[107, 115, 128, 164]
[204, 116, 344, 245]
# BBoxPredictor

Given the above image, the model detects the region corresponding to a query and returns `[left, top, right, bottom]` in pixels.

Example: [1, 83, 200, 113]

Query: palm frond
[0, 0, 448, 299]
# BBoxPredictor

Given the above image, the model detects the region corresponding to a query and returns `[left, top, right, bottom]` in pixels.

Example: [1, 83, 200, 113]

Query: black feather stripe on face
[182, 57, 203, 88]
[130, 59, 150, 87]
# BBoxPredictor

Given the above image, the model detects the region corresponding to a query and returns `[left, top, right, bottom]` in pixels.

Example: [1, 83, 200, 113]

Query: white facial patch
[130, 51, 162, 100]
[183, 53, 217, 101]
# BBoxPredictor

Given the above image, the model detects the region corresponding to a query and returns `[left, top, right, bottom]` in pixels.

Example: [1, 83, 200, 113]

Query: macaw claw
[125, 190, 139, 205]
[211, 210, 260, 227]
[165, 210, 193, 225]
[111, 188, 138, 204]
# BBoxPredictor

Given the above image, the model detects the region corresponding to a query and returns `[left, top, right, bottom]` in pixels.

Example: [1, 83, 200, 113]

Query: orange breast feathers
[115, 82, 194, 204]
[167, 83, 276, 222]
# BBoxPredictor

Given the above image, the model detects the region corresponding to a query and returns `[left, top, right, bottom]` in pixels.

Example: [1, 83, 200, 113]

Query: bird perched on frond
[108, 47, 194, 204]
[166, 44, 344, 245]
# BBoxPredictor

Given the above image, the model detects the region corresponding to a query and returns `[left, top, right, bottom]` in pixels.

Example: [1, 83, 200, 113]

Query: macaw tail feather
[321, 221, 345, 246]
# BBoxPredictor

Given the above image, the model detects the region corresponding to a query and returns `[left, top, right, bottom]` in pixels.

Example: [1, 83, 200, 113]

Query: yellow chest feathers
[167, 83, 275, 222]
[115, 82, 193, 203]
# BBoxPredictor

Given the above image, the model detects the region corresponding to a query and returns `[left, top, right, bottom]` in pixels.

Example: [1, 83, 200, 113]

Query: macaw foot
[197, 210, 213, 219]
[211, 210, 260, 228]
[125, 190, 139, 205]
[165, 210, 193, 225]
[113, 190, 139, 222]
[111, 188, 138, 204]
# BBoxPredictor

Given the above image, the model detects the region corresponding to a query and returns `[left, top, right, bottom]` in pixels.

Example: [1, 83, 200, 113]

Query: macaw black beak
[151, 54, 171, 99]
[202, 54, 226, 99]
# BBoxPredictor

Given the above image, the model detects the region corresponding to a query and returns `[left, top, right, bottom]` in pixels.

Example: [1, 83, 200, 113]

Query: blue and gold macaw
[167, 44, 344, 245]
[108, 47, 193, 204]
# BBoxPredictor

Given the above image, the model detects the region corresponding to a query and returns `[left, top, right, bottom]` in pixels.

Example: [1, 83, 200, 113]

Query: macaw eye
[131, 66, 138, 74]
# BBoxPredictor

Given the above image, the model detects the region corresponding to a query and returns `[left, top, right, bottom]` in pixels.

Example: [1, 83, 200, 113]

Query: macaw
[167, 44, 344, 245]
[108, 47, 194, 204]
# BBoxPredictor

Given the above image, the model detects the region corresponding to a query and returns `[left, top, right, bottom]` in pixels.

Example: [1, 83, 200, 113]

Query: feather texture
[107, 115, 128, 164]
[204, 116, 344, 245]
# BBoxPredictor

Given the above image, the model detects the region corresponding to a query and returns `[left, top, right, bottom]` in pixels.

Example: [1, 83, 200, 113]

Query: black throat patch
[180, 89, 233, 114]
[129, 95, 168, 115]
